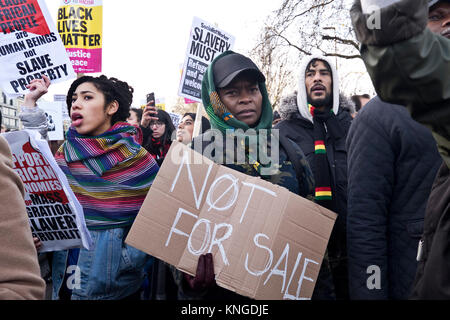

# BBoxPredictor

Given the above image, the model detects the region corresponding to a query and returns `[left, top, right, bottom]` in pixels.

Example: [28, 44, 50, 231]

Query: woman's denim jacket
[52, 227, 149, 300]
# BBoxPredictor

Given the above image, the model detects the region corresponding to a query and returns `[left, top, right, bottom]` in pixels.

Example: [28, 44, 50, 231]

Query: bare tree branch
[249, 0, 369, 101]
[271, 31, 311, 56]
[322, 35, 360, 50]
[290, 0, 334, 21]
[324, 52, 362, 59]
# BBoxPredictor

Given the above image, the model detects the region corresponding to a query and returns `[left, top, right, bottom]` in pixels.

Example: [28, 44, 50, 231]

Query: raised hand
[140, 100, 159, 128]
[23, 75, 51, 108]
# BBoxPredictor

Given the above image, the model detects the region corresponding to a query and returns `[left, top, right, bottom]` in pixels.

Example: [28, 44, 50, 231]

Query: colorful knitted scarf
[55, 122, 159, 230]
[309, 104, 344, 210]
[202, 50, 274, 174]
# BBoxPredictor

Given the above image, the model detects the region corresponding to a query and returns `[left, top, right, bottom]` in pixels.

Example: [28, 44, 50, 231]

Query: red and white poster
[2, 130, 92, 253]
[0, 0, 76, 96]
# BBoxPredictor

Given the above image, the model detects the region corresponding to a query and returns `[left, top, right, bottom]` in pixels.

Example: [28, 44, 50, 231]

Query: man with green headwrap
[172, 51, 314, 300]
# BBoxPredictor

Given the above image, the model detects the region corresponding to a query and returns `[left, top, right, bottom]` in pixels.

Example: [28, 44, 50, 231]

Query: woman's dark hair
[182, 112, 211, 134]
[156, 109, 176, 139]
[130, 108, 143, 123]
[144, 109, 176, 155]
[66, 75, 134, 124]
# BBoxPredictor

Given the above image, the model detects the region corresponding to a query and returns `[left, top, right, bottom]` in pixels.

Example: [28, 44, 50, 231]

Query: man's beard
[307, 92, 333, 109]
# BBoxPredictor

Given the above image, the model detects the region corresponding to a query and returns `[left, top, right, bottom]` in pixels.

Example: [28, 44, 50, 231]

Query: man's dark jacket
[276, 92, 354, 299]
[346, 97, 442, 299]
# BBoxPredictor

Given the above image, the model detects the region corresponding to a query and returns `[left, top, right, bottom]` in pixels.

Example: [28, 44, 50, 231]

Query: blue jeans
[52, 227, 150, 300]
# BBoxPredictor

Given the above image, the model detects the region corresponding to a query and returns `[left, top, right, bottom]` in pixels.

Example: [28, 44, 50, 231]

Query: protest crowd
[0, 0, 449, 301]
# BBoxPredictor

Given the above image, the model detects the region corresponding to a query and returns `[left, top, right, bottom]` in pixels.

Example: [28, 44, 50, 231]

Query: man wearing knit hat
[351, 0, 450, 299]
[276, 54, 355, 300]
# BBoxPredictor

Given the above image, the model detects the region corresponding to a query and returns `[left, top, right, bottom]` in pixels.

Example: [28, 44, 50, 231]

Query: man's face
[427, 2, 450, 38]
[218, 74, 263, 127]
[305, 60, 333, 109]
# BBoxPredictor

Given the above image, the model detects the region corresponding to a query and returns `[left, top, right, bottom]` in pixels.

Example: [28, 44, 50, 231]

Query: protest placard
[37, 101, 64, 141]
[0, 0, 76, 97]
[168, 111, 181, 129]
[2, 130, 92, 253]
[178, 17, 235, 102]
[184, 98, 197, 104]
[57, 0, 103, 73]
[126, 142, 337, 300]
[156, 98, 166, 111]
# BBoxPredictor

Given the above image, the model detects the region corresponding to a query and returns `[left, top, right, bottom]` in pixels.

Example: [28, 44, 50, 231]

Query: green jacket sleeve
[351, 0, 450, 166]
[360, 29, 450, 128]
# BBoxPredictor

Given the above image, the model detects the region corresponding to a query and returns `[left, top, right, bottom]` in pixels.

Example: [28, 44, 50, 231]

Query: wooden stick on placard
[192, 102, 203, 139]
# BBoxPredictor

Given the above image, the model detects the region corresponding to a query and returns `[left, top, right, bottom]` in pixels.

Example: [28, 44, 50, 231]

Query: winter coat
[275, 53, 354, 300]
[277, 92, 353, 222]
[277, 91, 354, 300]
[351, 0, 449, 168]
[346, 97, 442, 299]
[0, 136, 46, 300]
[351, 0, 450, 299]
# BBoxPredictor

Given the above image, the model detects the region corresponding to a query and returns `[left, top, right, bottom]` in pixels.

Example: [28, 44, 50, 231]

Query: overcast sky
[44, 0, 282, 110]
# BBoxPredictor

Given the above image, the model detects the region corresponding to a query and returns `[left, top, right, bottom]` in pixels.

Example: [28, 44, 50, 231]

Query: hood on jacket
[296, 54, 341, 123]
[201, 50, 273, 134]
[279, 91, 356, 122]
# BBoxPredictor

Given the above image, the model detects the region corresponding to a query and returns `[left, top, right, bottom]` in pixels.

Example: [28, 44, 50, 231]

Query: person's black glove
[183, 253, 216, 291]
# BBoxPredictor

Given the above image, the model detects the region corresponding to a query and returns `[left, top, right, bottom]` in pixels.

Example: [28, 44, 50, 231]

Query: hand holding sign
[33, 237, 43, 252]
[183, 253, 216, 291]
[23, 75, 51, 108]
[126, 142, 338, 300]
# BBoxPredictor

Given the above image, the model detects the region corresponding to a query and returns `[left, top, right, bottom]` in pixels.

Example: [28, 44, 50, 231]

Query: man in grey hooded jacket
[275, 54, 354, 300]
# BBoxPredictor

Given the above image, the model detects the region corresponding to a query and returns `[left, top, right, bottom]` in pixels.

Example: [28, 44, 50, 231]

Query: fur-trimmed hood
[282, 54, 355, 123]
[279, 91, 356, 122]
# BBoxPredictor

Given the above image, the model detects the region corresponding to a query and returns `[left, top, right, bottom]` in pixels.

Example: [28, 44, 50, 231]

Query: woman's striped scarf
[309, 104, 343, 210]
[54, 122, 159, 230]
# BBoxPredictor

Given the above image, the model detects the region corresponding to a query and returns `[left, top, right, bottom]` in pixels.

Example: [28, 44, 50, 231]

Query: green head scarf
[201, 50, 276, 175]
[201, 50, 273, 133]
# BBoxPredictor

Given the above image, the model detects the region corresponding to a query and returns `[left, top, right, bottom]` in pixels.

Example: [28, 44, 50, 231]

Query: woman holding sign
[20, 75, 159, 300]
[157, 51, 314, 300]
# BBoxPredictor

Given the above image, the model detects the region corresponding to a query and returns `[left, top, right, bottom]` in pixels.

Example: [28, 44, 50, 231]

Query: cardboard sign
[178, 17, 235, 102]
[57, 0, 103, 73]
[2, 130, 92, 253]
[0, 0, 76, 96]
[126, 142, 337, 300]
